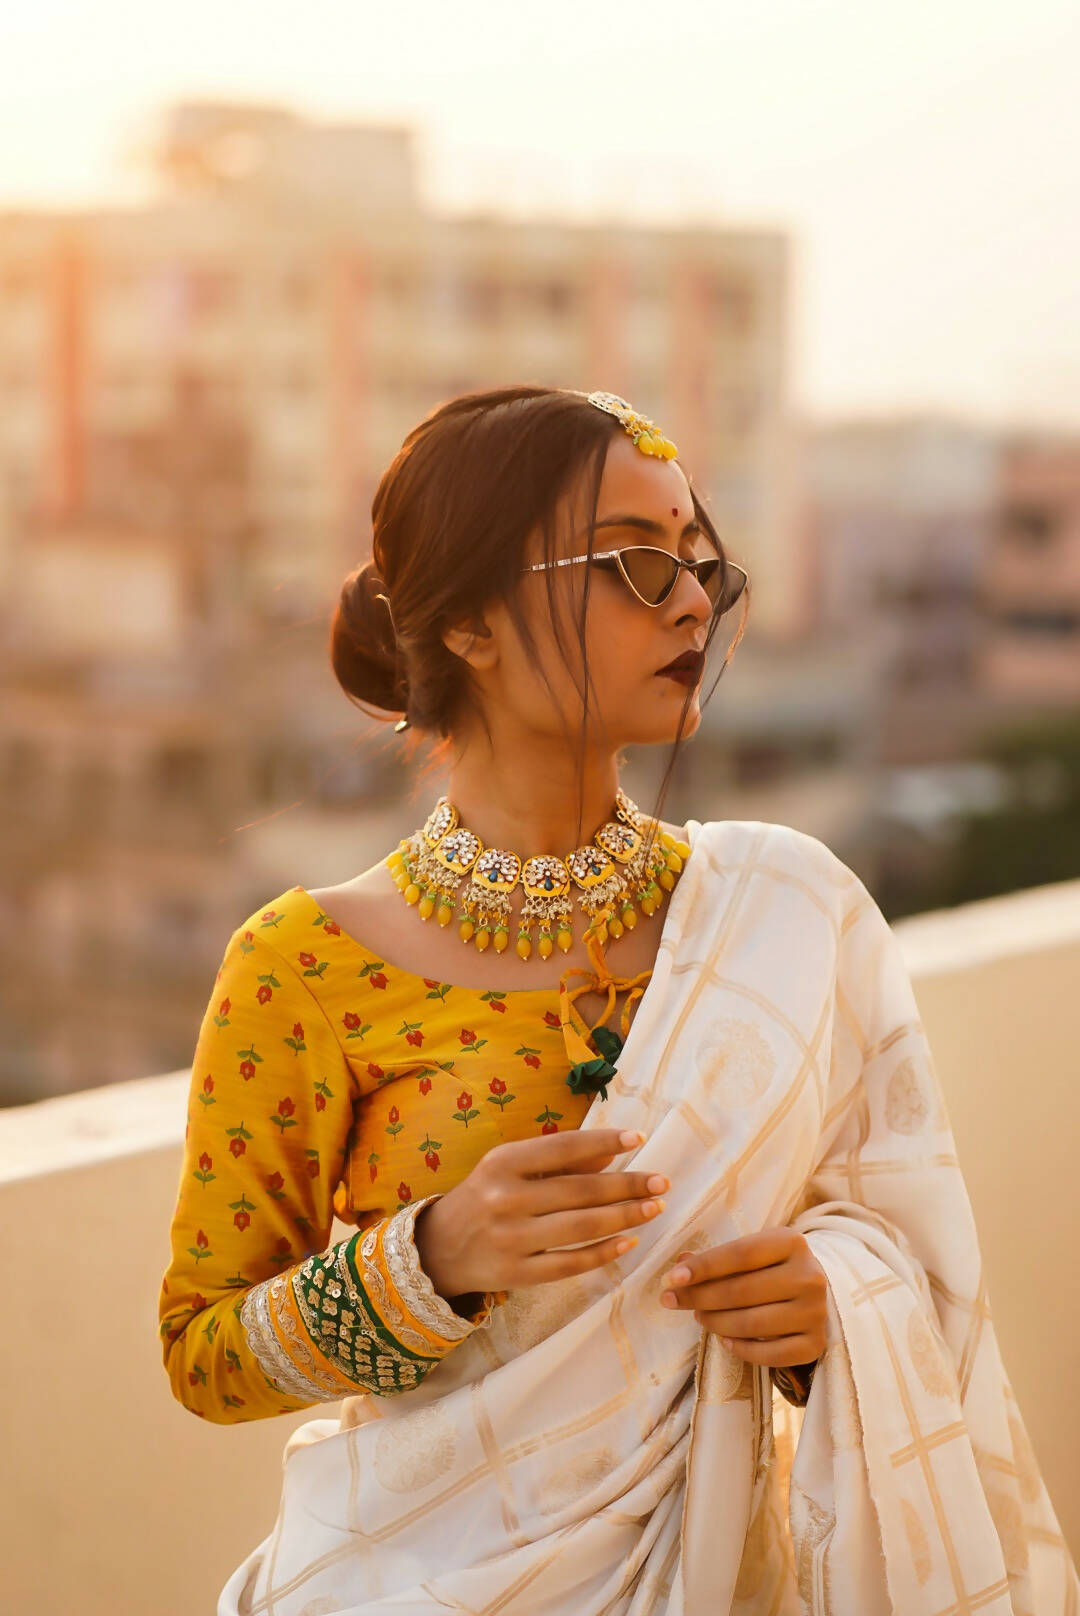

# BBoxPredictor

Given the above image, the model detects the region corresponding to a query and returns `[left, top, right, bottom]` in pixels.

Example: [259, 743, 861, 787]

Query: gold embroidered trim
[267, 1268, 358, 1398]
[353, 1220, 444, 1356]
[382, 1197, 481, 1343]
[240, 1273, 343, 1402]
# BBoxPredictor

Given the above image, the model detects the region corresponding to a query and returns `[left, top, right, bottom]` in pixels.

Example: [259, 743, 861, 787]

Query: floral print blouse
[158, 883, 815, 1422]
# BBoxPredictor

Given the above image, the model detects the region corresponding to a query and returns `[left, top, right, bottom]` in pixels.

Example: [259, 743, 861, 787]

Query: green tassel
[565, 1023, 624, 1101]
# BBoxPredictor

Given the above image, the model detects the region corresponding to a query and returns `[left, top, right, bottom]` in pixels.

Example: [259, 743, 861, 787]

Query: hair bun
[329, 558, 408, 716]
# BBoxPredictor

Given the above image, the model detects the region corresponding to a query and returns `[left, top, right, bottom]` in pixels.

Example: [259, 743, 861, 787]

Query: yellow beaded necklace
[385, 787, 692, 963]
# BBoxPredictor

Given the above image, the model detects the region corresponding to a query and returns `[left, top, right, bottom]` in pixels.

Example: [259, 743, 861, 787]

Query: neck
[439, 751, 624, 857]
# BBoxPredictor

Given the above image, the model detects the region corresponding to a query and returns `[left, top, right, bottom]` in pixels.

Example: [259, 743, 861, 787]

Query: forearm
[411, 1196, 485, 1317]
[165, 1199, 502, 1423]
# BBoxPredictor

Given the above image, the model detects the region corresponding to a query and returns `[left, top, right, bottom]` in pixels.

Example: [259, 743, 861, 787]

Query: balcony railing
[3, 874, 1079, 1612]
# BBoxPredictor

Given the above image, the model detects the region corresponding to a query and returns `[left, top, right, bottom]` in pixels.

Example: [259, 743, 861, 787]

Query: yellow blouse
[158, 884, 646, 1422]
[159, 879, 815, 1422]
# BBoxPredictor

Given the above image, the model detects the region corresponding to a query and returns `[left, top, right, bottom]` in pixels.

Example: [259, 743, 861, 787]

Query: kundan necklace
[385, 787, 692, 963]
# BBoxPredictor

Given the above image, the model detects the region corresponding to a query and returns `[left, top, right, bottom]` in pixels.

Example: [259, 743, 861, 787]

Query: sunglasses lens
[714, 563, 747, 614]
[618, 548, 681, 605]
[610, 547, 747, 612]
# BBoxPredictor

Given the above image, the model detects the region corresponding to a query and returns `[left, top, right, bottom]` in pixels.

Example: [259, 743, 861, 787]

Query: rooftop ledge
[3, 873, 1080, 1185]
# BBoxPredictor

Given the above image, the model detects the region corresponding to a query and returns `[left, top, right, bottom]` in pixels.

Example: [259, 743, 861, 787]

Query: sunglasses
[521, 546, 749, 613]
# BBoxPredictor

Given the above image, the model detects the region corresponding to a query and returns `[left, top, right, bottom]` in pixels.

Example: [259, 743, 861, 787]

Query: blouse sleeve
[158, 922, 503, 1424]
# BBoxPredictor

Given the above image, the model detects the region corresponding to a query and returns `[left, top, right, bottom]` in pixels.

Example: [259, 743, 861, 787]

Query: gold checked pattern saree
[219, 818, 1079, 1615]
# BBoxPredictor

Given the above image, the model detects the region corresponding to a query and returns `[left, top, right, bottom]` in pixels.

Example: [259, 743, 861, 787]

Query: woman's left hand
[659, 1227, 828, 1367]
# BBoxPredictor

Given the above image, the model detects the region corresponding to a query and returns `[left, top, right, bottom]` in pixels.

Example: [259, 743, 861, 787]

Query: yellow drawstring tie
[557, 905, 654, 1067]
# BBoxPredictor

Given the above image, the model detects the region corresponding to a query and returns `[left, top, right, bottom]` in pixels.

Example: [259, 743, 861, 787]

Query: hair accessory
[374, 588, 395, 631]
[584, 391, 678, 459]
[384, 787, 691, 962]
[371, 584, 409, 730]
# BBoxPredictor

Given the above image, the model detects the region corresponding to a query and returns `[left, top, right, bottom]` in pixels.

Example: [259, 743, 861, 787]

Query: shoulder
[225, 885, 322, 969]
[696, 818, 865, 901]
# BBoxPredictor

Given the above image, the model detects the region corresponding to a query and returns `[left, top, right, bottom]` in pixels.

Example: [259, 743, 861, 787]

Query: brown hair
[329, 384, 748, 849]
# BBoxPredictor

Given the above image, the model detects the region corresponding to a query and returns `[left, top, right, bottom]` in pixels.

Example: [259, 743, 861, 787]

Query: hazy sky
[4, 0, 1079, 429]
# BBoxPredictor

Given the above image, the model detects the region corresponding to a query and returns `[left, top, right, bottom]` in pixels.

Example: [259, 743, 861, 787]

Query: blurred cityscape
[2, 101, 1078, 1106]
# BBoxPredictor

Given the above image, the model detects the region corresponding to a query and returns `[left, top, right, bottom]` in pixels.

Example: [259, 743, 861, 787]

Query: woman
[159, 386, 1078, 1613]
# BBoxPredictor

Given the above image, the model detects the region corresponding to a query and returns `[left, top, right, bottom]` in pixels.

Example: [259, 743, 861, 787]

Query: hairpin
[372, 586, 412, 730]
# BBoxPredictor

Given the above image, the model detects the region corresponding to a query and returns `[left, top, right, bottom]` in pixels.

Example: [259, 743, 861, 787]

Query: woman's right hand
[412, 1128, 668, 1303]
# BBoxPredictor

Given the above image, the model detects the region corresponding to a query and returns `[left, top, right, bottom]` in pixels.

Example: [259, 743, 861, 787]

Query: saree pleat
[219, 818, 1079, 1615]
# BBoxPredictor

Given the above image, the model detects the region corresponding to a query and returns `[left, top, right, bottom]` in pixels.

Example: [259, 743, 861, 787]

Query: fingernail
[666, 1265, 691, 1285]
[646, 1175, 668, 1194]
[660, 1291, 677, 1307]
[620, 1130, 646, 1147]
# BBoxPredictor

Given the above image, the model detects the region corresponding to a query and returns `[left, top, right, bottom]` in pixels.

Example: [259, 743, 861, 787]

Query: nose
[669, 563, 714, 622]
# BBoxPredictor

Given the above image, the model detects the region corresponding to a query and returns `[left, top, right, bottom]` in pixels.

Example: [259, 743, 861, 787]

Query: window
[539, 280, 575, 318]
[999, 502, 1060, 548]
[706, 275, 755, 338]
[151, 744, 209, 801]
[999, 607, 1079, 638]
[732, 742, 787, 786]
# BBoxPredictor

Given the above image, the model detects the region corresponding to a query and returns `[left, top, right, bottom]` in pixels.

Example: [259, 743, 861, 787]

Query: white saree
[219, 818, 1079, 1615]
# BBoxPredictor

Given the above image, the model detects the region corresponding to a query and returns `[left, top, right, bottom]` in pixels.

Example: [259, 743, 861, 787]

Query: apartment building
[805, 413, 1001, 764]
[0, 100, 797, 631]
[0, 101, 802, 1102]
[980, 431, 1080, 704]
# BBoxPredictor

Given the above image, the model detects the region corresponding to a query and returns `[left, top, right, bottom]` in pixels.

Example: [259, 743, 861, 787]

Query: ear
[441, 612, 496, 670]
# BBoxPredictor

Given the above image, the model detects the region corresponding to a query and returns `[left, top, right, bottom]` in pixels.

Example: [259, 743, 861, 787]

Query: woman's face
[477, 433, 720, 751]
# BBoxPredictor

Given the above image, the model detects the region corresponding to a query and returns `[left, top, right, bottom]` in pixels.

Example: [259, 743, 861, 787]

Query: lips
[655, 648, 705, 677]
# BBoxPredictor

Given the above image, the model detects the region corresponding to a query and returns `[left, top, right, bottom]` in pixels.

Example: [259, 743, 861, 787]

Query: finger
[506, 1127, 646, 1179]
[660, 1228, 796, 1289]
[518, 1229, 642, 1285]
[528, 1168, 670, 1214]
[665, 1267, 799, 1311]
[684, 1299, 808, 1338]
[530, 1195, 665, 1253]
[708, 1331, 820, 1367]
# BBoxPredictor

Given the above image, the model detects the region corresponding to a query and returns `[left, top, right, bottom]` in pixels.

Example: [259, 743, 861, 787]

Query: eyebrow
[591, 515, 702, 539]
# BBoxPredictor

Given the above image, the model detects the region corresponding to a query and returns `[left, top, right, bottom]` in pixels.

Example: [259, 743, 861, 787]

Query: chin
[622, 695, 703, 745]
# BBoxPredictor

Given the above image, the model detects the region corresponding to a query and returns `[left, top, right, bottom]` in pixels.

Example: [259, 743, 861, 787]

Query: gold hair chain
[385, 787, 691, 961]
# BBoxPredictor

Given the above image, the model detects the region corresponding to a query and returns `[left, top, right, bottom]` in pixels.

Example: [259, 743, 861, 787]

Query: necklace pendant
[406, 822, 482, 924]
[521, 854, 574, 958]
[461, 845, 521, 955]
